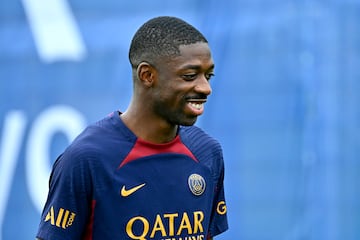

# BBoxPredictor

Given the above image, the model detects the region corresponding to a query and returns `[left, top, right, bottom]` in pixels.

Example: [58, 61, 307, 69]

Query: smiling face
[150, 42, 214, 126]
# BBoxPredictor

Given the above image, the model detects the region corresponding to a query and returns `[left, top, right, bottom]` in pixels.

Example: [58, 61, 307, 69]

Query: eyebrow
[179, 64, 215, 71]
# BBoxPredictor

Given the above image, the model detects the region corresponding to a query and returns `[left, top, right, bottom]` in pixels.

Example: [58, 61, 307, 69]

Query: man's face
[152, 42, 214, 126]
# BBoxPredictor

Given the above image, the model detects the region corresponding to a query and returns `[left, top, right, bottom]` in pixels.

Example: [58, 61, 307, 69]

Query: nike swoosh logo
[121, 183, 146, 197]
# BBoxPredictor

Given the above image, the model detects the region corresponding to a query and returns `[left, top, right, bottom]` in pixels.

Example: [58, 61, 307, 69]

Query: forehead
[177, 42, 213, 67]
[160, 42, 214, 70]
[178, 42, 212, 59]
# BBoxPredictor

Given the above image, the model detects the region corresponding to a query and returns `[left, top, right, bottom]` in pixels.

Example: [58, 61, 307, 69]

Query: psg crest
[188, 174, 206, 196]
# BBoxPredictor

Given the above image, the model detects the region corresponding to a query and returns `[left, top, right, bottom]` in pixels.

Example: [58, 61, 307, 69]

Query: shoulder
[180, 125, 222, 155]
[179, 125, 224, 174]
[69, 111, 134, 156]
[55, 112, 133, 172]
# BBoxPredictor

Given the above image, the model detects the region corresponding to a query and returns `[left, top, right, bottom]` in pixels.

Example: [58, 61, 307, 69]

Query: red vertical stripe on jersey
[82, 200, 96, 240]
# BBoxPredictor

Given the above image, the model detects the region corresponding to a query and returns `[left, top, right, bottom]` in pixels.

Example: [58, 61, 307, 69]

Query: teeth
[189, 102, 203, 110]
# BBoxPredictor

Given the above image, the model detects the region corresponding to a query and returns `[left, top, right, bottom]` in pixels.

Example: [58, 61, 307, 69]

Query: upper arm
[36, 152, 93, 239]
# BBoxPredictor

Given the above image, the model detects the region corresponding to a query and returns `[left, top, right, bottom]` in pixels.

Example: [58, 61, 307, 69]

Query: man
[36, 16, 228, 240]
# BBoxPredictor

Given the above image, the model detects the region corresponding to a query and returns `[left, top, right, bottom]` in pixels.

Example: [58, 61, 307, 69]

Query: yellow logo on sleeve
[216, 201, 227, 215]
[44, 206, 76, 229]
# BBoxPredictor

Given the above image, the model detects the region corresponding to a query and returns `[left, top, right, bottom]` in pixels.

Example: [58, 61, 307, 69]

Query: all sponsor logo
[44, 206, 76, 229]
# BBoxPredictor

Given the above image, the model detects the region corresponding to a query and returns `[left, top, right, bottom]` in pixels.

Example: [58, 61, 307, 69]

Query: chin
[178, 117, 198, 126]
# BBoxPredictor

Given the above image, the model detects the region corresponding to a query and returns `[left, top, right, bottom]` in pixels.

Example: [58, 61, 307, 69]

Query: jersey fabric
[36, 111, 228, 240]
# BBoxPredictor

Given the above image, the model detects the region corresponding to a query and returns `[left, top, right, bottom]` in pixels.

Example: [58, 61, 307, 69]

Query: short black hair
[129, 16, 208, 68]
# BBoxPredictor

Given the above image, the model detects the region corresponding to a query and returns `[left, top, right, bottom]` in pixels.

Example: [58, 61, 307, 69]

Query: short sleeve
[180, 126, 229, 238]
[36, 150, 93, 240]
[208, 155, 229, 238]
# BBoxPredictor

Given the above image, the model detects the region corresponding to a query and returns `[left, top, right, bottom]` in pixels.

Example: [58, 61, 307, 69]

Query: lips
[184, 93, 208, 116]
[186, 99, 206, 115]
[189, 102, 203, 110]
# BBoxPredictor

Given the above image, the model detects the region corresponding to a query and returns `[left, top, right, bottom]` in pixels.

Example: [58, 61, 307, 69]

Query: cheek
[153, 90, 185, 112]
[156, 82, 183, 101]
[155, 76, 189, 104]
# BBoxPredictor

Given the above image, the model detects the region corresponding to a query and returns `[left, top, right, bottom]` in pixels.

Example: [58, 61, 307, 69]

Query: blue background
[1, 0, 360, 239]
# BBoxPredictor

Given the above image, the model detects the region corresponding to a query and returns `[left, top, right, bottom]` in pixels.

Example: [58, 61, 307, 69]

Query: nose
[195, 75, 212, 96]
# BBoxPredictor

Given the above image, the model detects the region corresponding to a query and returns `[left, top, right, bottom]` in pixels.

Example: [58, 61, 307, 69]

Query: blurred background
[1, 0, 360, 239]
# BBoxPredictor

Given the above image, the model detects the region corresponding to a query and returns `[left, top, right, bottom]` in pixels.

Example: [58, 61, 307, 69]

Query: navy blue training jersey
[36, 111, 228, 240]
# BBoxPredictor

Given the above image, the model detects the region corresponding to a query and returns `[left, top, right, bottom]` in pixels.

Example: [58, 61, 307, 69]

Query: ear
[136, 62, 157, 87]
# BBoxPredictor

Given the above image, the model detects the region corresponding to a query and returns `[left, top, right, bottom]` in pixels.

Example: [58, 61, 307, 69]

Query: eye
[182, 73, 197, 81]
[205, 73, 215, 80]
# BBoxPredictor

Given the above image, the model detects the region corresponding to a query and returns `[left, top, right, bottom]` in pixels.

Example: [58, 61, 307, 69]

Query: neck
[120, 110, 178, 144]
